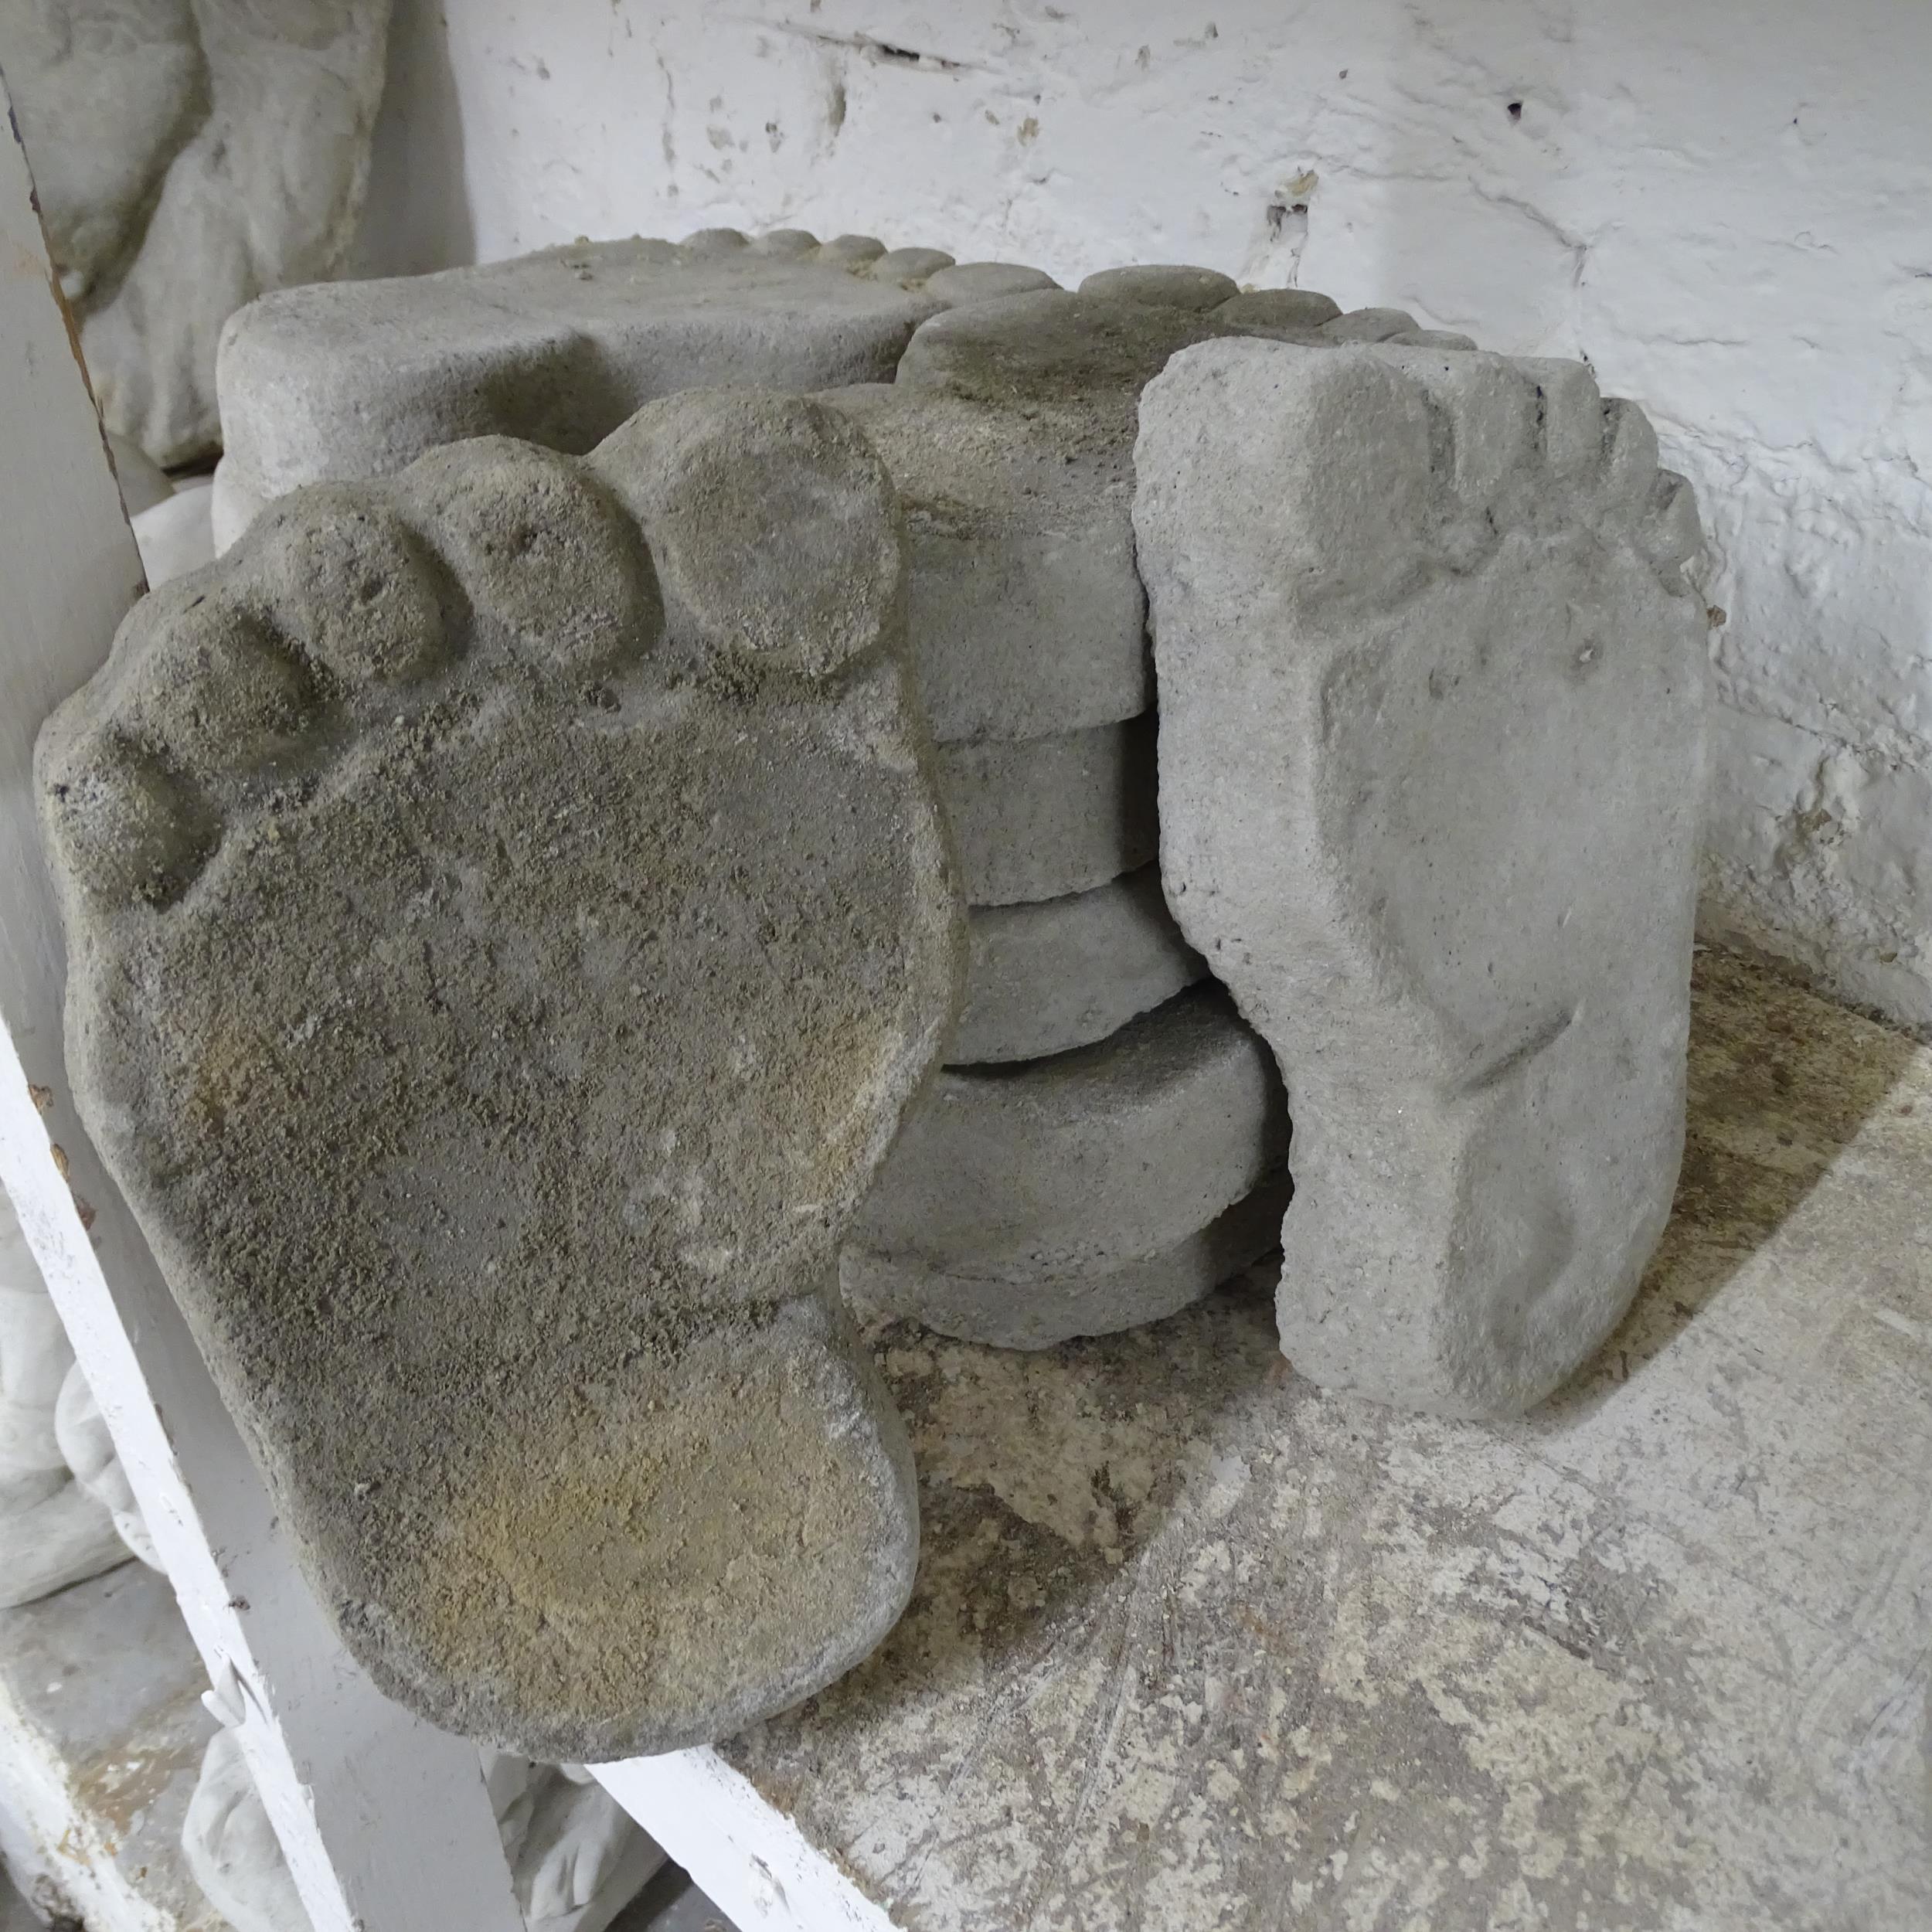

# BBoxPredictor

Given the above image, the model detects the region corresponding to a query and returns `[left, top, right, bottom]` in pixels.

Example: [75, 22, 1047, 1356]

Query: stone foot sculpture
[38, 393, 963, 1757]
[1138, 339, 1706, 1417]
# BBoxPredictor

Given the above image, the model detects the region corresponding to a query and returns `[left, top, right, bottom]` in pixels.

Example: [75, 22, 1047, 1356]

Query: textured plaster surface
[354, 0, 1932, 1031]
[719, 951, 1932, 1930]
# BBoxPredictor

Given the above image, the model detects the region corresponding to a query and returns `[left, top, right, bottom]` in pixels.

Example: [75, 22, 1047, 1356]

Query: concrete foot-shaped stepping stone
[38, 392, 964, 1758]
[1137, 338, 1707, 1418]
[953, 867, 1204, 1065]
[852, 985, 1287, 1285]
[212, 230, 1057, 546]
[844, 1168, 1291, 1349]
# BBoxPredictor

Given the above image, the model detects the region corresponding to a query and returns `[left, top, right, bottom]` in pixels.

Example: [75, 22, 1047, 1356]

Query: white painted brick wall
[356, 0, 1932, 1029]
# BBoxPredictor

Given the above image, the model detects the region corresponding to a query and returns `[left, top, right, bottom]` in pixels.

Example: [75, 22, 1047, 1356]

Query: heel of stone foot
[360, 1289, 919, 1760]
[588, 390, 904, 683]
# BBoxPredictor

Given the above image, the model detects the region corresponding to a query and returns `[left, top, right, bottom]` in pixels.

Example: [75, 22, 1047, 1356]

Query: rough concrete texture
[934, 715, 1156, 907]
[720, 951, 1932, 1932]
[951, 867, 1203, 1066]
[852, 985, 1286, 1286]
[842, 1169, 1289, 1351]
[36, 391, 964, 1759]
[1138, 338, 1706, 1418]
[0, 0, 391, 465]
[821, 280, 1382, 743]
[210, 232, 1045, 546]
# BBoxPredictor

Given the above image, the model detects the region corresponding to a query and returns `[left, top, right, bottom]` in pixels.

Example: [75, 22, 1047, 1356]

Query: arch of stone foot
[35, 392, 965, 1760]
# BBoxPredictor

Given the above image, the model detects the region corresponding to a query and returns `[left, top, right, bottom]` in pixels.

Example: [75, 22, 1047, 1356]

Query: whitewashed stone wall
[355, 0, 1932, 1029]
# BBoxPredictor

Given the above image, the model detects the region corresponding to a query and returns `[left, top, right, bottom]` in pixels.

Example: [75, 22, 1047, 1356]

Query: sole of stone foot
[954, 866, 1204, 1064]
[843, 1167, 1292, 1349]
[37, 391, 964, 1758]
[936, 714, 1158, 906]
[853, 984, 1287, 1284]
[210, 230, 1060, 546]
[1137, 338, 1707, 1419]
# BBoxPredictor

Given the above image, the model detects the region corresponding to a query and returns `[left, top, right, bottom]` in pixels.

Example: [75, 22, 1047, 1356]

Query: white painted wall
[355, 0, 1932, 1030]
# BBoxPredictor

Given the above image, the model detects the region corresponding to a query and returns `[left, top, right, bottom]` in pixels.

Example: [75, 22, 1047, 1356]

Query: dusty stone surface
[211, 230, 1029, 546]
[1138, 338, 1706, 1418]
[934, 715, 1157, 907]
[821, 278, 1357, 743]
[842, 1170, 1289, 1350]
[923, 262, 1060, 303]
[2, 0, 391, 466]
[852, 985, 1286, 1285]
[36, 392, 963, 1759]
[725, 952, 1932, 1932]
[951, 867, 1204, 1066]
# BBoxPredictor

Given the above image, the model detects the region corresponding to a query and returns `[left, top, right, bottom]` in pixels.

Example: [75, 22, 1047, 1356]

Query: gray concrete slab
[726, 949, 1932, 1930]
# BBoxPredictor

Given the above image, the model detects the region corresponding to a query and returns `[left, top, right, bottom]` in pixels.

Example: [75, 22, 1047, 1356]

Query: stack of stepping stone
[210, 232, 1458, 1354]
[832, 270, 1471, 1349]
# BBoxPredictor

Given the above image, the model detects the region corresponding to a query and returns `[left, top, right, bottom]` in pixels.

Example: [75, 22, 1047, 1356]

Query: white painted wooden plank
[594, 1753, 893, 1932]
[0, 80, 523, 1932]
